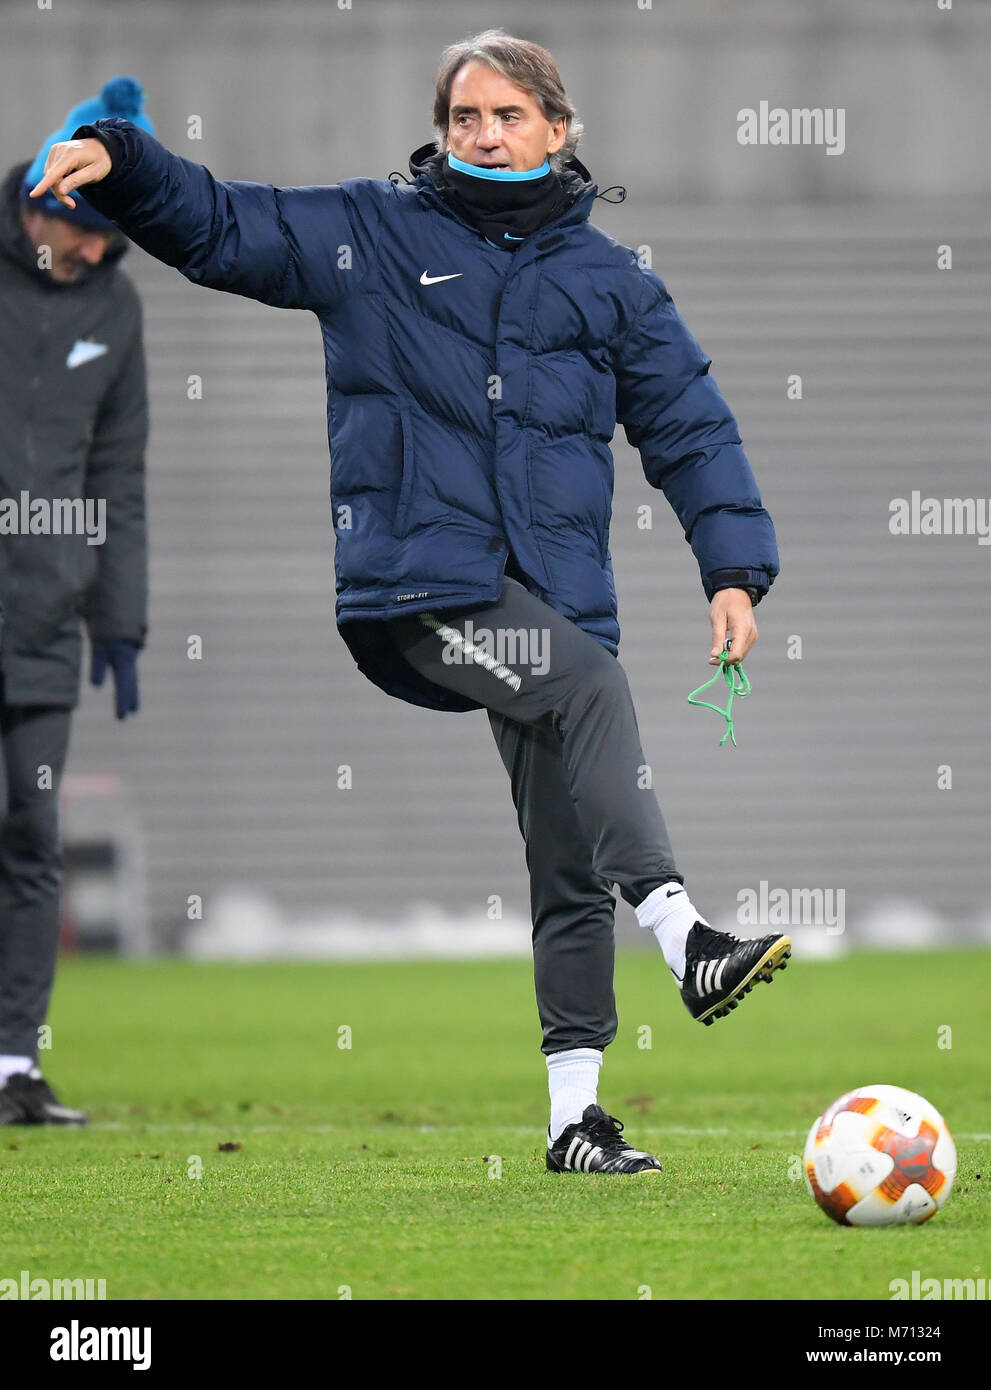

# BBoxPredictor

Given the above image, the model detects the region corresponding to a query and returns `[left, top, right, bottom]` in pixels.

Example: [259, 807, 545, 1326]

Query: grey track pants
[387, 575, 683, 1054]
[0, 694, 72, 1058]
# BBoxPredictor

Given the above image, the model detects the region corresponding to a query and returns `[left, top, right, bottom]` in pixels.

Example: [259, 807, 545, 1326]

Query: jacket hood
[406, 141, 600, 230]
[0, 161, 129, 290]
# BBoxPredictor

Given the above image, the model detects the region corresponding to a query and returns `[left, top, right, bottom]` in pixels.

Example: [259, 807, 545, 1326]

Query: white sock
[0, 1055, 34, 1083]
[635, 881, 709, 984]
[546, 1047, 602, 1141]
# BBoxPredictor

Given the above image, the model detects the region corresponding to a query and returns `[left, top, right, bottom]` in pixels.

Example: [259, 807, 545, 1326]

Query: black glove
[90, 637, 140, 719]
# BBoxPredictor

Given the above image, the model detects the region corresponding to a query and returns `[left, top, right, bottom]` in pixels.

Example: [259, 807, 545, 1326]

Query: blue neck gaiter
[442, 151, 565, 249]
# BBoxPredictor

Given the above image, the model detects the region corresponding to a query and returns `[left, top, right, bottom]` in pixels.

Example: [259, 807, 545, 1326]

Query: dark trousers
[388, 576, 683, 1054]
[0, 690, 72, 1058]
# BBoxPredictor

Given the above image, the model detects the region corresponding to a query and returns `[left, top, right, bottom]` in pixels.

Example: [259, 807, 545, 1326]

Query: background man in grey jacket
[0, 78, 153, 1125]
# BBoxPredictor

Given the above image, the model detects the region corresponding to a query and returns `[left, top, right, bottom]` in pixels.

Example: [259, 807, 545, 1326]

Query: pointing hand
[29, 138, 112, 210]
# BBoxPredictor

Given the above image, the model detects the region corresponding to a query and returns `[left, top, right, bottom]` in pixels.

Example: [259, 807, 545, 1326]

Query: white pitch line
[74, 1123, 991, 1141]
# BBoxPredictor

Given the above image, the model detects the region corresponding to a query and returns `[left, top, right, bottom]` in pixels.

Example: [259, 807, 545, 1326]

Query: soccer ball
[803, 1084, 956, 1226]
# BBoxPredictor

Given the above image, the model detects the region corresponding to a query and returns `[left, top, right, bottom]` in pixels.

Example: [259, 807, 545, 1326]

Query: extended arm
[31, 117, 388, 311]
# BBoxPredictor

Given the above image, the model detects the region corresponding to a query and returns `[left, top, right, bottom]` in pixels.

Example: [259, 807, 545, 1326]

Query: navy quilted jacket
[76, 118, 779, 712]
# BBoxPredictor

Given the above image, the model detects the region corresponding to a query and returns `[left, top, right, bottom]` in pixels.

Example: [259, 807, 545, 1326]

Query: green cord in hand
[687, 649, 751, 746]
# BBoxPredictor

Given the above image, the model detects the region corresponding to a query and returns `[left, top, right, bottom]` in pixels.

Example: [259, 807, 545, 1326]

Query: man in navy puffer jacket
[32, 30, 789, 1174]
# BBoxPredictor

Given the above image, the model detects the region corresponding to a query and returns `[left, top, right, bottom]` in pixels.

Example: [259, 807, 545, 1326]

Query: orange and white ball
[804, 1085, 956, 1226]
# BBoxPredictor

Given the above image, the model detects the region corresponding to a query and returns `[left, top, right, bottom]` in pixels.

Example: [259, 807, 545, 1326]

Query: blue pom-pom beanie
[21, 76, 155, 230]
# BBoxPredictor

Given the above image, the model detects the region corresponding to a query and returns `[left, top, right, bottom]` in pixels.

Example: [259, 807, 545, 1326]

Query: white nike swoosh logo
[66, 340, 109, 369]
[419, 271, 463, 286]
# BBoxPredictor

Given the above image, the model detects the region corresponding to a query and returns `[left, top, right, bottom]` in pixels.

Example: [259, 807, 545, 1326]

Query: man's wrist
[708, 568, 766, 607]
[712, 583, 762, 607]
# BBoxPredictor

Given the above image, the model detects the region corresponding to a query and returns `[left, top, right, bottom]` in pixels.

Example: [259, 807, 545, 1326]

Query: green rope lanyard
[687, 647, 751, 746]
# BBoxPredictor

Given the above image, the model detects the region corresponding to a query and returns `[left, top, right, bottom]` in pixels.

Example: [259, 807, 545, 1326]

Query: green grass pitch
[1, 948, 987, 1300]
